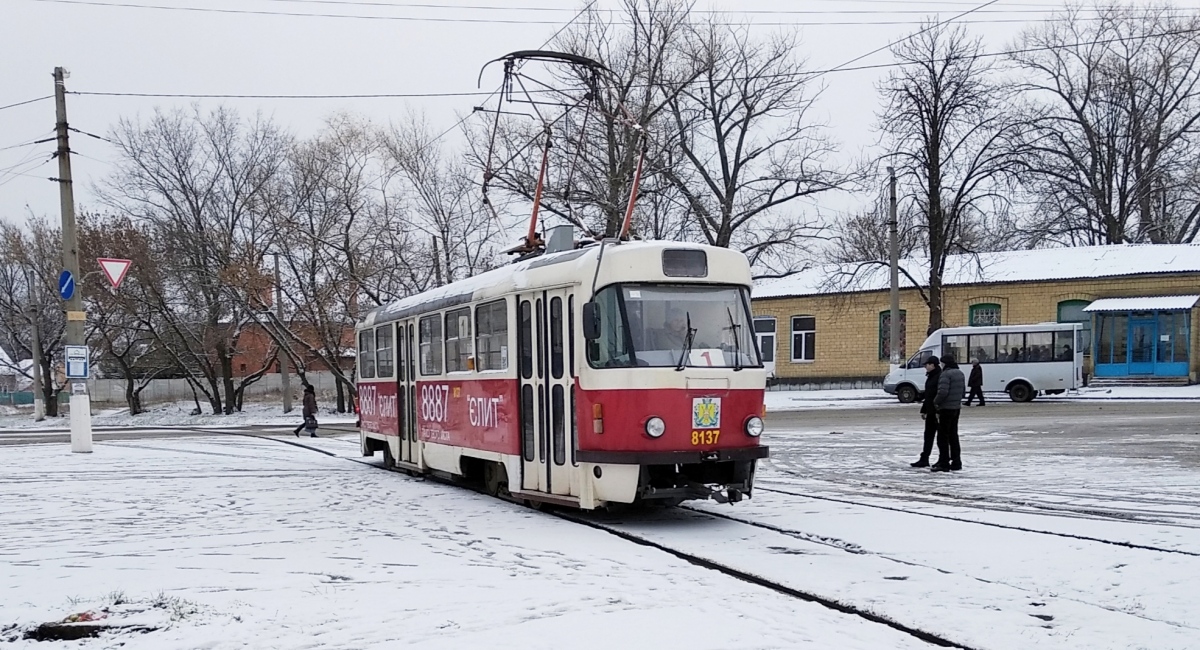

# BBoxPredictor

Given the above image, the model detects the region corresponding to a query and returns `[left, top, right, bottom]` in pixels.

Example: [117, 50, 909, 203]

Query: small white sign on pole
[64, 345, 89, 379]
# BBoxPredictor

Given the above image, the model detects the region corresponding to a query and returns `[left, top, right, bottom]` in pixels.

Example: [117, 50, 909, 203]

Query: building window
[1057, 300, 1092, 355]
[419, 315, 443, 375]
[475, 299, 508, 371]
[358, 329, 375, 379]
[445, 308, 472, 373]
[753, 317, 776, 363]
[791, 315, 816, 362]
[969, 303, 1002, 327]
[375, 325, 394, 378]
[878, 310, 907, 360]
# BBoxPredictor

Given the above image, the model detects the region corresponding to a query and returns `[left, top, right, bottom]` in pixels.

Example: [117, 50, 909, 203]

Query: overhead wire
[65, 22, 1200, 103]
[25, 0, 1190, 26]
[256, 0, 1200, 15]
[0, 96, 53, 112]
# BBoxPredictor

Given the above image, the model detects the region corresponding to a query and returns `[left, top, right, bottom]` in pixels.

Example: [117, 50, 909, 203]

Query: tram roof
[359, 240, 741, 328]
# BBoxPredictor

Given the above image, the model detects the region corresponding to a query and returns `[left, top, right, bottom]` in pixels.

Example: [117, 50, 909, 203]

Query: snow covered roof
[753, 244, 1200, 300]
[1083, 295, 1200, 312]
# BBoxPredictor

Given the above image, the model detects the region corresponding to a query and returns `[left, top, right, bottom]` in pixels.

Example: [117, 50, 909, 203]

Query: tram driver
[651, 307, 690, 351]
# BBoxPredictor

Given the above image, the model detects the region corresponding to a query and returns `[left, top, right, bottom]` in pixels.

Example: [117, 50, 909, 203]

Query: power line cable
[68, 126, 118, 145]
[71, 23, 1200, 102]
[0, 96, 53, 112]
[256, 0, 1198, 15]
[0, 136, 56, 153]
[25, 0, 1181, 26]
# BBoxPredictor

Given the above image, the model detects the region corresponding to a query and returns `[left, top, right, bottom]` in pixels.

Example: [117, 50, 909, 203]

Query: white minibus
[883, 323, 1084, 403]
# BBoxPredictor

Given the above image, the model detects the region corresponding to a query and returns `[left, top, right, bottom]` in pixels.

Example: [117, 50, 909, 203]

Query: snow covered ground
[0, 435, 931, 650]
[0, 400, 358, 431]
[3, 408, 1199, 649]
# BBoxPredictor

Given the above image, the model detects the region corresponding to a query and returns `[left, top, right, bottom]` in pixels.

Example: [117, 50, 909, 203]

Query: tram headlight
[744, 416, 764, 437]
[645, 416, 666, 438]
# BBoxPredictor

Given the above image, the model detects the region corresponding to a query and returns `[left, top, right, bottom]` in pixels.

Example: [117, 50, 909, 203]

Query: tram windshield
[587, 284, 760, 369]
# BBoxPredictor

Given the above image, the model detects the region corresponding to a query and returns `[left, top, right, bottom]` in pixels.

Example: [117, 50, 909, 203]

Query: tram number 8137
[691, 430, 720, 445]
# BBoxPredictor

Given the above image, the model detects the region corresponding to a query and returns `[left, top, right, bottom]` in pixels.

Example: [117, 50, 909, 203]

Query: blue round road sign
[58, 270, 75, 301]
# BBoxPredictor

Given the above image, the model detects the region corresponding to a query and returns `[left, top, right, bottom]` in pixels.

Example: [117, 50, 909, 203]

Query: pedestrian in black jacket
[932, 353, 965, 472]
[293, 385, 318, 438]
[911, 356, 941, 467]
[965, 359, 985, 406]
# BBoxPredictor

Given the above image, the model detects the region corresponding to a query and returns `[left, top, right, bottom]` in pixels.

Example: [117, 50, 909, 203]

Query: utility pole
[887, 166, 901, 366]
[54, 66, 92, 452]
[25, 304, 45, 422]
[273, 252, 292, 414]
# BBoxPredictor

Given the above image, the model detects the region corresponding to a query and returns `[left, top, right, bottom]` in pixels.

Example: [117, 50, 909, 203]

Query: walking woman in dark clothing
[932, 353, 965, 472]
[911, 356, 941, 467]
[293, 385, 318, 438]
[965, 359, 985, 406]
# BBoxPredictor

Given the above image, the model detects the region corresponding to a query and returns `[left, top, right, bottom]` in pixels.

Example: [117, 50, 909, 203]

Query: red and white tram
[356, 237, 768, 509]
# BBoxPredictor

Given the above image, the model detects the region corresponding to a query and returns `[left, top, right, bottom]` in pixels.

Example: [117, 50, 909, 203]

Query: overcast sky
[0, 0, 1179, 230]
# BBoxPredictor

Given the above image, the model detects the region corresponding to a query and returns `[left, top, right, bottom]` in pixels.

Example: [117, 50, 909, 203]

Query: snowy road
[3, 403, 1200, 649]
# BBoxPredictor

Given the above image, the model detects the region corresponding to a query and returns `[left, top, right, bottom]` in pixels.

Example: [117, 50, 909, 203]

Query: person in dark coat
[911, 356, 941, 467]
[293, 385, 318, 438]
[964, 359, 985, 406]
[932, 353, 965, 472]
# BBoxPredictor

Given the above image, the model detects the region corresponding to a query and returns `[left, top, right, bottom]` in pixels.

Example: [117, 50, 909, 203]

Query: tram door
[518, 289, 575, 495]
[400, 320, 420, 466]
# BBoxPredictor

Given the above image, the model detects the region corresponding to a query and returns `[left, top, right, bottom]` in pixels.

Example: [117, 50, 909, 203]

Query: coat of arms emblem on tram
[692, 397, 721, 429]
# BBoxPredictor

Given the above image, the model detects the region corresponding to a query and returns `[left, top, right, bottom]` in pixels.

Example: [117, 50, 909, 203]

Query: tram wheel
[382, 443, 396, 469]
[484, 462, 508, 497]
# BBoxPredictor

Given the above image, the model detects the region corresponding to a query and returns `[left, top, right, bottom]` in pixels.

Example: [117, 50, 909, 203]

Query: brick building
[751, 244, 1200, 386]
[229, 322, 356, 378]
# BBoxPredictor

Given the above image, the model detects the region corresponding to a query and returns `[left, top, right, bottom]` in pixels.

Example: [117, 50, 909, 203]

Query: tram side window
[445, 308, 472, 373]
[375, 325, 394, 378]
[358, 330, 376, 379]
[586, 285, 633, 368]
[475, 299, 508, 371]
[419, 315, 443, 375]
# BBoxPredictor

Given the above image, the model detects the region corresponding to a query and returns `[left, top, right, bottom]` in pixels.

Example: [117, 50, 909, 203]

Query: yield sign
[97, 258, 133, 289]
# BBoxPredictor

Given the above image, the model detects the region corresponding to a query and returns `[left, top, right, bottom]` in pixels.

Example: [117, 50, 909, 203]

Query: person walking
[965, 359, 985, 406]
[910, 356, 941, 467]
[932, 353, 965, 472]
[293, 385, 318, 438]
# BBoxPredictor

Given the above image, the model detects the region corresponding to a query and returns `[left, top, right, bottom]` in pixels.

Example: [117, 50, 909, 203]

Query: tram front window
[587, 284, 760, 369]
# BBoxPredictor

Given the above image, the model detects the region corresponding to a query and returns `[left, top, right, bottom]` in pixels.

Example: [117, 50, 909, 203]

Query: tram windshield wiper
[727, 307, 743, 371]
[675, 312, 696, 371]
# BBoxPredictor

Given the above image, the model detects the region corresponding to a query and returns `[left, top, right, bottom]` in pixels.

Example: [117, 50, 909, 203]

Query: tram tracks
[755, 485, 1200, 557]
[112, 429, 1199, 649]
[764, 465, 1200, 529]
[147, 429, 973, 649]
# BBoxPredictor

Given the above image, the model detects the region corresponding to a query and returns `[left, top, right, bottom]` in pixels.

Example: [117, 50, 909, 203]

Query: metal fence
[85, 371, 345, 405]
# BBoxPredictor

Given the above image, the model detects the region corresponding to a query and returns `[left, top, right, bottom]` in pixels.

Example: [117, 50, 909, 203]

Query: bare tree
[260, 114, 401, 412]
[1011, 5, 1200, 245]
[385, 114, 506, 284]
[0, 215, 66, 416]
[879, 22, 1019, 334]
[101, 107, 289, 414]
[664, 22, 847, 275]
